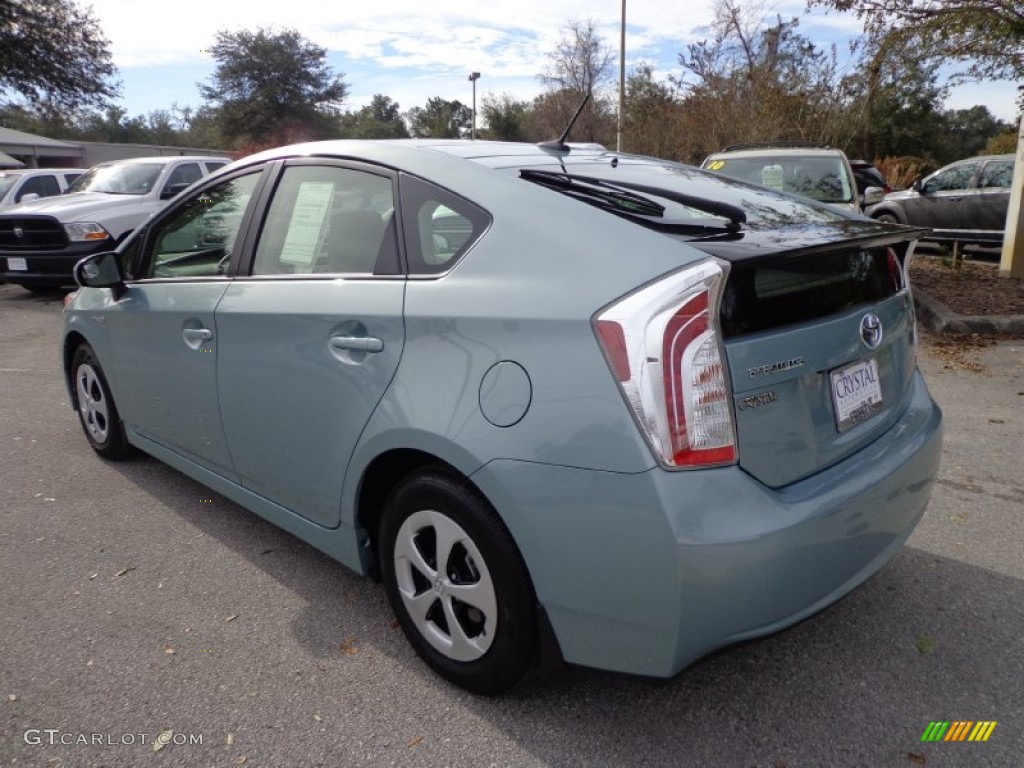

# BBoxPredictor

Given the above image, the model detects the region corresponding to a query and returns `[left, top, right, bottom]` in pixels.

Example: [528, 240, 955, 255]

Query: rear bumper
[0, 241, 111, 286]
[471, 370, 942, 677]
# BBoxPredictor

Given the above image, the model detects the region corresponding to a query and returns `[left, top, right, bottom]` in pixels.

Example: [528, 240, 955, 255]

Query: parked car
[850, 160, 891, 210]
[0, 168, 85, 210]
[701, 144, 860, 212]
[0, 155, 228, 291]
[868, 154, 1015, 245]
[63, 139, 942, 694]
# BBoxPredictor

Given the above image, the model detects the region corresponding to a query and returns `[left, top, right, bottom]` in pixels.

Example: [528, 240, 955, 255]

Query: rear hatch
[693, 229, 923, 488]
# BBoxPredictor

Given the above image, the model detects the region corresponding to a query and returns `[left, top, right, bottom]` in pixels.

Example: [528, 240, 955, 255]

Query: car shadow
[113, 454, 1024, 766]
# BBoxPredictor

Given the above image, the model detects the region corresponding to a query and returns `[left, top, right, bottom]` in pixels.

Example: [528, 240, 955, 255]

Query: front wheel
[379, 468, 537, 694]
[71, 343, 132, 460]
[874, 212, 900, 225]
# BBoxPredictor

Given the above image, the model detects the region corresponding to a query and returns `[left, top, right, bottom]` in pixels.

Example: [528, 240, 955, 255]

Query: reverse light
[595, 260, 737, 469]
[64, 222, 111, 242]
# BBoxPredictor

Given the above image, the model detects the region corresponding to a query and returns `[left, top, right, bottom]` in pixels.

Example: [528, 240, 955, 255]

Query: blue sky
[85, 0, 1020, 126]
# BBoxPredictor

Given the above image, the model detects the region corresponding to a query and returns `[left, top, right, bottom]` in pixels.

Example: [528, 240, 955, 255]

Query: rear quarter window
[398, 174, 490, 275]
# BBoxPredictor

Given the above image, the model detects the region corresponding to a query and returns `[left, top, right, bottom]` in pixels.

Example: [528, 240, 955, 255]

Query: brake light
[595, 260, 737, 469]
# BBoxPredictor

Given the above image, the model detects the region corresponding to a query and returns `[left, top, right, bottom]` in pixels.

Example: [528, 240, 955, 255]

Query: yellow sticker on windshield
[707, 160, 726, 171]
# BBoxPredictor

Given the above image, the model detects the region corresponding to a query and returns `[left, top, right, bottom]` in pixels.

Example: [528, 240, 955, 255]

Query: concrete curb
[913, 288, 1024, 335]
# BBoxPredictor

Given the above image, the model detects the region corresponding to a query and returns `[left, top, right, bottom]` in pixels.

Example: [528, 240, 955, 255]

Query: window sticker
[760, 164, 785, 191]
[707, 160, 726, 171]
[280, 181, 334, 268]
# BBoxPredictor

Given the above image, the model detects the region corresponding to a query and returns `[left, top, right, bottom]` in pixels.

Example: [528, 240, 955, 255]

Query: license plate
[7, 257, 27, 271]
[831, 358, 883, 432]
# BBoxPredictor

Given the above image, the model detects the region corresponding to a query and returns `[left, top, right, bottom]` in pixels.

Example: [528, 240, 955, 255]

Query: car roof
[91, 155, 230, 169]
[0, 167, 86, 176]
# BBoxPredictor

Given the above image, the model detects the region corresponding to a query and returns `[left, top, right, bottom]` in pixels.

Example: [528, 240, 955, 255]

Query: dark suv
[867, 154, 1014, 245]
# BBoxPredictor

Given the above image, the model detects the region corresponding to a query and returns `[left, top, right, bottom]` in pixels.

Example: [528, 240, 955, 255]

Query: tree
[0, 0, 118, 110]
[535, 19, 616, 144]
[339, 95, 409, 139]
[808, 0, 1024, 84]
[624, 65, 683, 158]
[199, 28, 348, 147]
[406, 98, 472, 139]
[480, 94, 534, 141]
[672, 1, 848, 156]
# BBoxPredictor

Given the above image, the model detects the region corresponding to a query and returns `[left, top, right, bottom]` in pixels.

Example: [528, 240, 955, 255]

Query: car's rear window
[705, 155, 855, 204]
[720, 245, 904, 337]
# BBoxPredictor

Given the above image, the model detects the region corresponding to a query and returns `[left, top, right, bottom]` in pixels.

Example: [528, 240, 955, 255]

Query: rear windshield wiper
[520, 169, 746, 232]
[520, 169, 665, 217]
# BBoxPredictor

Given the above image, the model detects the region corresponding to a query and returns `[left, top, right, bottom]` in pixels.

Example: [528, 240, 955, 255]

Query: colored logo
[920, 721, 997, 742]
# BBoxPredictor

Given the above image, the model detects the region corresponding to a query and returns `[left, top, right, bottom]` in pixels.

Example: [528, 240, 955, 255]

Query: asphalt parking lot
[1, 283, 1022, 768]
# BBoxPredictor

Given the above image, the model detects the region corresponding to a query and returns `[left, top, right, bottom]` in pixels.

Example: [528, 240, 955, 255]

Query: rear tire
[874, 213, 900, 225]
[379, 467, 537, 694]
[71, 343, 132, 460]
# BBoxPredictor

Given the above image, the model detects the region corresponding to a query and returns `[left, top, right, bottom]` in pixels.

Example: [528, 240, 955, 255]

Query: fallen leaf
[339, 637, 359, 655]
[152, 728, 173, 752]
[113, 566, 136, 579]
[235, 756, 247, 765]
[916, 635, 936, 654]
[163, 644, 176, 655]
[226, 733, 235, 746]
[907, 752, 926, 764]
[85, 659, 94, 667]
[313, 713, 322, 722]
[88, 573, 97, 580]
[406, 736, 424, 749]
[7, 694, 16, 702]
[389, 619, 400, 629]
[225, 614, 238, 623]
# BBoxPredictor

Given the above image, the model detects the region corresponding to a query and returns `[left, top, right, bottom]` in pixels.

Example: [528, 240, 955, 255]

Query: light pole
[617, 0, 625, 152]
[468, 72, 481, 140]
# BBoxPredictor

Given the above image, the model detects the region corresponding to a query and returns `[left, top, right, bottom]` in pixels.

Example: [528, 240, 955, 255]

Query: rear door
[215, 160, 406, 528]
[906, 161, 979, 231]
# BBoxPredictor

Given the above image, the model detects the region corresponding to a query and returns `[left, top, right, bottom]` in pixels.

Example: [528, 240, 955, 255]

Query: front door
[105, 170, 264, 476]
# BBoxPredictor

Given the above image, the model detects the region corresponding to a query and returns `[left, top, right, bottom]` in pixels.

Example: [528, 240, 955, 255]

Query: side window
[252, 165, 397, 276]
[63, 173, 82, 186]
[17, 175, 61, 201]
[399, 173, 490, 275]
[162, 162, 203, 195]
[924, 163, 978, 193]
[979, 160, 1014, 189]
[205, 161, 227, 173]
[137, 172, 261, 279]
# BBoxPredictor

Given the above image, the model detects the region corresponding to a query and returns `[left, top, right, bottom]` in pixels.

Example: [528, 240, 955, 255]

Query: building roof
[0, 127, 80, 150]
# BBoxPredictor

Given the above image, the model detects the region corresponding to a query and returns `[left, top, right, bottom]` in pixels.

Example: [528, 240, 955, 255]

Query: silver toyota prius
[62, 140, 942, 694]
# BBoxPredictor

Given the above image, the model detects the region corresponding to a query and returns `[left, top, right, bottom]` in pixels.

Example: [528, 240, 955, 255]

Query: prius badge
[860, 313, 883, 349]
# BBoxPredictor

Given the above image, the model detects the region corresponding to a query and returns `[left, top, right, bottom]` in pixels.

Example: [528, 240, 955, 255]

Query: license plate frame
[830, 357, 883, 432]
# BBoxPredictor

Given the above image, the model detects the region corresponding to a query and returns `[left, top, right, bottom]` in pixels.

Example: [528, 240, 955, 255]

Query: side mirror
[911, 178, 923, 193]
[74, 251, 126, 299]
[161, 182, 192, 200]
[18, 192, 40, 204]
[862, 186, 885, 207]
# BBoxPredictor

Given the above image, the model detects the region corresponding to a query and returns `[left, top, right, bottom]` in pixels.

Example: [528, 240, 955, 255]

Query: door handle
[183, 328, 213, 344]
[330, 335, 384, 353]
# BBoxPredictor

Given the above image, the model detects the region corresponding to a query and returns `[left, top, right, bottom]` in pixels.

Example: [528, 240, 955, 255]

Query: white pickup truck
[0, 155, 228, 291]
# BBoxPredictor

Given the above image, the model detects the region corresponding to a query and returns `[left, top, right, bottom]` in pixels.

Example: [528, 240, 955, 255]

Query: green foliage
[339, 95, 409, 139]
[406, 98, 472, 139]
[199, 28, 348, 148]
[480, 94, 533, 142]
[809, 0, 1024, 84]
[624, 65, 683, 158]
[0, 0, 118, 110]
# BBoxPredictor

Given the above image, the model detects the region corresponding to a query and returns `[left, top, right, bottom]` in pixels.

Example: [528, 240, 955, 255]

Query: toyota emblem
[860, 313, 883, 349]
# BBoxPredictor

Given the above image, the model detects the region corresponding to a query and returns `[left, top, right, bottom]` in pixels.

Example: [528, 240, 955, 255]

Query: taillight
[594, 260, 737, 469]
